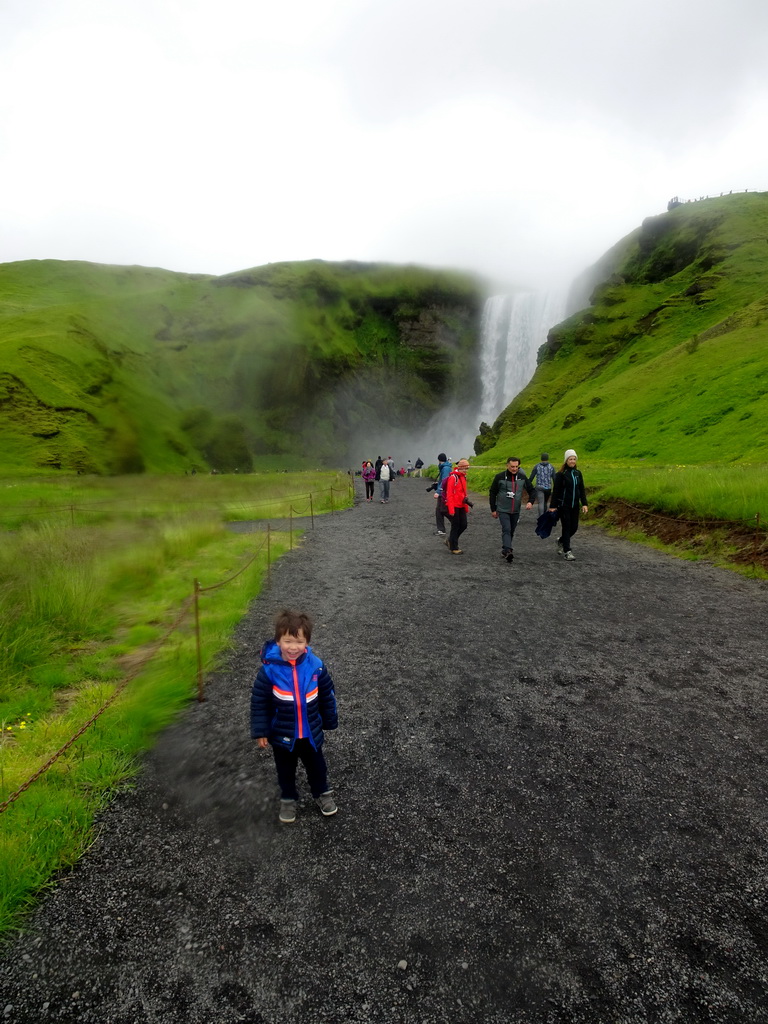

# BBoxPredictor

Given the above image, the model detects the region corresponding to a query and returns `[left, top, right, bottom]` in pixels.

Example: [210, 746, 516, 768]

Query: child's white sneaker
[316, 791, 338, 816]
[279, 799, 297, 823]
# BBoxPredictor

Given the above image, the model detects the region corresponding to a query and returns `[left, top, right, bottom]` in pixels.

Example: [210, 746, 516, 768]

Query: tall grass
[466, 462, 766, 529]
[0, 470, 353, 530]
[584, 462, 766, 526]
[0, 471, 351, 934]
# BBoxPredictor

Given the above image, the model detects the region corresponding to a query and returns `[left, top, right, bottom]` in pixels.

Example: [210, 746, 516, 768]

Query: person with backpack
[427, 453, 452, 536]
[443, 459, 473, 554]
[550, 449, 588, 561]
[528, 452, 556, 517]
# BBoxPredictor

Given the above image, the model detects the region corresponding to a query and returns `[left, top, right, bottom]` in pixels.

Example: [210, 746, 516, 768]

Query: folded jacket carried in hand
[535, 508, 560, 539]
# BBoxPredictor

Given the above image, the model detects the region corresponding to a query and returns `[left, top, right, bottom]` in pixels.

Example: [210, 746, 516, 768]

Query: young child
[250, 609, 338, 824]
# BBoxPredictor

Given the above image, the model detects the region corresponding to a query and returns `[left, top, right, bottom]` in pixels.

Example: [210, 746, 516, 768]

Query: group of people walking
[430, 449, 588, 560]
[361, 456, 425, 503]
[255, 447, 588, 825]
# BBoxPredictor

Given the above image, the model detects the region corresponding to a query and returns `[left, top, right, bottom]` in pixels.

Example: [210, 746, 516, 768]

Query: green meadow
[0, 471, 352, 934]
[0, 259, 481, 474]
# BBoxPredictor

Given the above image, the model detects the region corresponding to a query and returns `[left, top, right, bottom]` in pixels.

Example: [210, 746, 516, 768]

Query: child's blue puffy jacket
[250, 640, 338, 751]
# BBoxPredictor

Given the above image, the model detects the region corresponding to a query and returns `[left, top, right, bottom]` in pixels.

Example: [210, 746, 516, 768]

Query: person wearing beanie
[528, 451, 556, 517]
[549, 450, 588, 560]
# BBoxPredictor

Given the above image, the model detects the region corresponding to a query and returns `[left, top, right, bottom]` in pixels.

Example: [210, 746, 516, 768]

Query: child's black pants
[272, 739, 329, 799]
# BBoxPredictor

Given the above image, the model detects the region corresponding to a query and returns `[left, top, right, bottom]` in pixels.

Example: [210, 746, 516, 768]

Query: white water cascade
[478, 291, 568, 427]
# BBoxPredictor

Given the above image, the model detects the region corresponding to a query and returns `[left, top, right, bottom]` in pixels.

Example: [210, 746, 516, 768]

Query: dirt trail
[2, 476, 767, 1023]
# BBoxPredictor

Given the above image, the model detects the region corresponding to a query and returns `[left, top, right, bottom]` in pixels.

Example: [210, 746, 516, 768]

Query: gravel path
[2, 476, 767, 1023]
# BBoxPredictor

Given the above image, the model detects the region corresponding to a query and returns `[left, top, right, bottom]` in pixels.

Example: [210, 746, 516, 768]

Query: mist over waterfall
[349, 288, 571, 468]
[478, 291, 568, 427]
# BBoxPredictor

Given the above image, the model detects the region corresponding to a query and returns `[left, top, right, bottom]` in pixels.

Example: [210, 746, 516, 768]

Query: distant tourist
[362, 460, 376, 501]
[488, 457, 535, 563]
[414, 457, 424, 478]
[250, 609, 338, 824]
[379, 459, 392, 503]
[374, 456, 383, 481]
[444, 458, 473, 554]
[550, 449, 588, 561]
[428, 453, 453, 536]
[528, 452, 556, 517]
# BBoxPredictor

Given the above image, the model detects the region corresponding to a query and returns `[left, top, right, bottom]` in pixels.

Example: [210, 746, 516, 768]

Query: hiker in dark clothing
[550, 449, 588, 561]
[488, 457, 535, 563]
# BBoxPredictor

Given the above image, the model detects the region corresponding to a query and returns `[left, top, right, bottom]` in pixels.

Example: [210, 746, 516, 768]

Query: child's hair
[274, 608, 313, 642]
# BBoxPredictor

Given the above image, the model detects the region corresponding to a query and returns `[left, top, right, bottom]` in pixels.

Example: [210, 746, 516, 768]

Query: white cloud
[0, 0, 766, 287]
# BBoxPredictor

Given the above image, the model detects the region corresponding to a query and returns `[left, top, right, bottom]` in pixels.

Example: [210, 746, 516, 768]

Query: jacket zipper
[291, 662, 304, 739]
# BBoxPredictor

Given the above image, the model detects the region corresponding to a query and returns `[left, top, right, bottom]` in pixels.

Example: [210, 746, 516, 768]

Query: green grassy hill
[0, 260, 483, 474]
[477, 191, 768, 467]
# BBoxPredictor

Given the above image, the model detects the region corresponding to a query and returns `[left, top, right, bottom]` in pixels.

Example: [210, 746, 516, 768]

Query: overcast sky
[1, 0, 766, 292]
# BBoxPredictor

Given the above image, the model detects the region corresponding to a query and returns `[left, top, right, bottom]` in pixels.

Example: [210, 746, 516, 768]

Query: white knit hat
[564, 449, 578, 460]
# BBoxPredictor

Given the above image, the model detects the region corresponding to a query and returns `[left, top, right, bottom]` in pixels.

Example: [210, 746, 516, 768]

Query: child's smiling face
[277, 631, 307, 662]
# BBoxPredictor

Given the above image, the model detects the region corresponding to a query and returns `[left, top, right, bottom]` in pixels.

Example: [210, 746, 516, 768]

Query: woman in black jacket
[550, 449, 588, 560]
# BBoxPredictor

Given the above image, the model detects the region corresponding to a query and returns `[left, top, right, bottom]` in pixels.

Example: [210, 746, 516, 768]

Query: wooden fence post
[267, 523, 271, 584]
[755, 511, 762, 566]
[193, 579, 205, 702]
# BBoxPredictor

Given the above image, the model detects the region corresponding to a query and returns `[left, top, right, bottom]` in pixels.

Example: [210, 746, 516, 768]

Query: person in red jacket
[443, 458, 473, 553]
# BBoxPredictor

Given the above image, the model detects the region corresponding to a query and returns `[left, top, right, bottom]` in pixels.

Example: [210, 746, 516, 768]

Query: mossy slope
[0, 260, 483, 474]
[478, 191, 768, 466]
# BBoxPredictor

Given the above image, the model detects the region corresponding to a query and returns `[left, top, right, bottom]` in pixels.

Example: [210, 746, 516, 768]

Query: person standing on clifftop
[550, 449, 588, 561]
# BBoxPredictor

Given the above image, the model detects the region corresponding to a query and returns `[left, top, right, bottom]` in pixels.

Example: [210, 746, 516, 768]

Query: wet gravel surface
[1, 476, 768, 1023]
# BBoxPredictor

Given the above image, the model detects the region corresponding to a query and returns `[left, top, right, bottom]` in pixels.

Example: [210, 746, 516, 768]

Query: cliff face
[476, 191, 768, 466]
[0, 259, 483, 473]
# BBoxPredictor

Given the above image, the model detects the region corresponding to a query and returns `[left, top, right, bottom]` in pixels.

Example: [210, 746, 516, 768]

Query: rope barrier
[0, 488, 348, 520]
[0, 596, 195, 816]
[0, 485, 352, 812]
[196, 530, 270, 594]
[610, 497, 763, 531]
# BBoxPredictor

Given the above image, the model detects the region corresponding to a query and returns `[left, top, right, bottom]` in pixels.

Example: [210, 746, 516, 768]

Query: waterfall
[478, 290, 568, 426]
